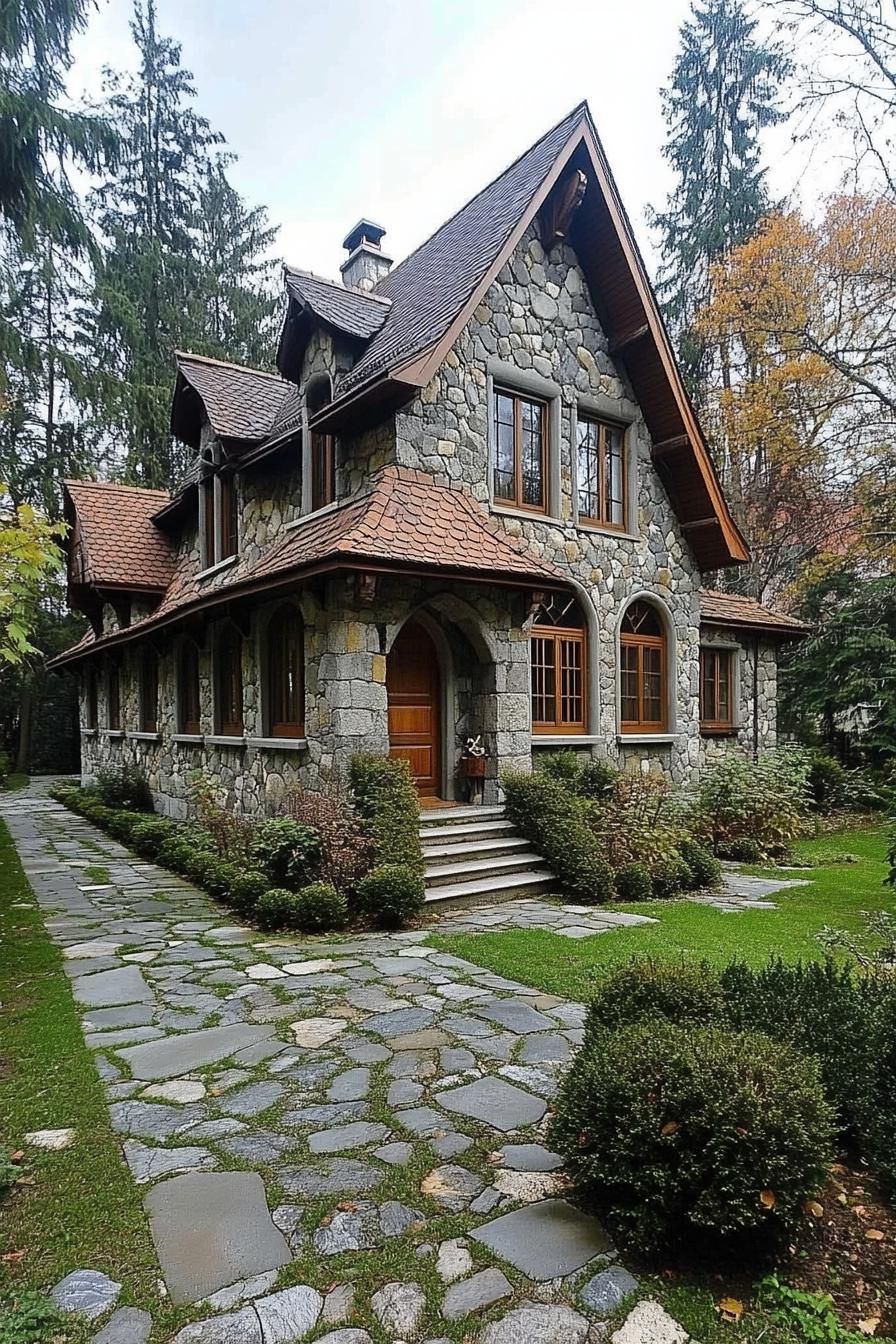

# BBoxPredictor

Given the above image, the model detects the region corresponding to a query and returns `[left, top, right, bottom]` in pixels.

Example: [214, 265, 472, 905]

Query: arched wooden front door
[387, 620, 441, 797]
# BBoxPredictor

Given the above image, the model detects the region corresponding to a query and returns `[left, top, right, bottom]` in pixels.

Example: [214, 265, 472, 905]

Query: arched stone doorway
[386, 619, 442, 797]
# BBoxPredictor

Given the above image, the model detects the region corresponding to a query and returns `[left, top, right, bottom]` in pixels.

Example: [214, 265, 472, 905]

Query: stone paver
[1, 781, 715, 1343]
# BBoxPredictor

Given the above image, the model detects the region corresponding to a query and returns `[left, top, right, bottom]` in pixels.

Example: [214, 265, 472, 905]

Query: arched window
[266, 606, 305, 737]
[530, 591, 587, 734]
[107, 662, 121, 731]
[216, 624, 244, 736]
[307, 375, 335, 512]
[140, 649, 158, 733]
[178, 641, 201, 735]
[620, 600, 667, 733]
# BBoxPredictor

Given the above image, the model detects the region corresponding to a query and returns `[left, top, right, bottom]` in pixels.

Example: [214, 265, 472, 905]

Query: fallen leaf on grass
[858, 1318, 881, 1336]
[717, 1297, 744, 1323]
[760, 1190, 776, 1209]
[864, 1229, 885, 1241]
[661, 1121, 679, 1137]
[1, 1251, 25, 1264]
[805, 1200, 824, 1218]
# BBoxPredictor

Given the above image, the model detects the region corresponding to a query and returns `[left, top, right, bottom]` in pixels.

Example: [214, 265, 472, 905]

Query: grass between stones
[0, 820, 161, 1338]
[428, 828, 890, 1001]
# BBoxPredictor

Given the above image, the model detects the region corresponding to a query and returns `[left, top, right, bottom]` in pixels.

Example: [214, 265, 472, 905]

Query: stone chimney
[340, 219, 392, 292]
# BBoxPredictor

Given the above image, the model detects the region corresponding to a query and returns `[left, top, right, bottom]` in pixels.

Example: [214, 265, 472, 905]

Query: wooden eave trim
[700, 615, 809, 637]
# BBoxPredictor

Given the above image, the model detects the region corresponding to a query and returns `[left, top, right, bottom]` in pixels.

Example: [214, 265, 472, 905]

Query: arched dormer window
[215, 623, 244, 737]
[178, 640, 201, 736]
[307, 375, 335, 512]
[620, 600, 667, 733]
[530, 591, 587, 734]
[266, 605, 305, 738]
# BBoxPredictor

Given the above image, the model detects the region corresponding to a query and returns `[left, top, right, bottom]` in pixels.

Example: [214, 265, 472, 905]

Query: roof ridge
[174, 350, 286, 383]
[373, 102, 588, 296]
[284, 267, 393, 307]
[65, 478, 170, 499]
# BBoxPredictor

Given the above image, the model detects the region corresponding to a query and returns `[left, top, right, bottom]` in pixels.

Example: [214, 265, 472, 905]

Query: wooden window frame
[107, 663, 121, 731]
[310, 431, 336, 512]
[620, 606, 667, 734]
[219, 472, 238, 560]
[493, 386, 548, 515]
[531, 624, 587, 735]
[576, 413, 626, 531]
[140, 651, 158, 734]
[267, 606, 305, 738]
[700, 647, 735, 733]
[178, 641, 201, 736]
[201, 474, 216, 569]
[215, 626, 244, 737]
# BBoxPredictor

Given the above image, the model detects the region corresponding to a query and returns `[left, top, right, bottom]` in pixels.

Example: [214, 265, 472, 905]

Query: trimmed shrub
[182, 850, 218, 887]
[105, 810, 142, 844]
[503, 770, 614, 903]
[291, 881, 347, 932]
[651, 852, 691, 898]
[678, 838, 722, 890]
[229, 870, 270, 918]
[695, 746, 811, 858]
[355, 863, 425, 930]
[157, 833, 198, 873]
[256, 887, 296, 931]
[578, 759, 619, 800]
[586, 959, 726, 1034]
[349, 754, 424, 873]
[94, 763, 153, 812]
[614, 863, 653, 903]
[201, 860, 244, 904]
[715, 835, 761, 864]
[536, 750, 583, 785]
[250, 818, 320, 889]
[130, 817, 176, 858]
[549, 1021, 833, 1251]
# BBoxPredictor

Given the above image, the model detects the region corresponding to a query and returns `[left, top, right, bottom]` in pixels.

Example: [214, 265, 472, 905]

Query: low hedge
[586, 959, 728, 1036]
[503, 769, 614, 903]
[256, 882, 346, 933]
[350, 753, 424, 874]
[550, 1020, 833, 1251]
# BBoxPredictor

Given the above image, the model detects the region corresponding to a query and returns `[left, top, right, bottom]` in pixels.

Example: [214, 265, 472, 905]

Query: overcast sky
[67, 0, 827, 282]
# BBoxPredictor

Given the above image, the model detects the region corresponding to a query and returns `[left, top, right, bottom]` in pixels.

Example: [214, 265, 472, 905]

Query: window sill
[286, 499, 340, 531]
[576, 520, 640, 543]
[127, 731, 161, 742]
[532, 734, 605, 746]
[701, 725, 738, 737]
[196, 554, 238, 583]
[81, 727, 97, 738]
[205, 734, 247, 748]
[491, 504, 563, 526]
[173, 733, 204, 745]
[102, 729, 124, 739]
[247, 736, 308, 751]
[616, 733, 677, 745]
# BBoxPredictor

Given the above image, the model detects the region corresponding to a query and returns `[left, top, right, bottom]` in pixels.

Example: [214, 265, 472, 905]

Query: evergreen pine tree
[651, 0, 790, 397]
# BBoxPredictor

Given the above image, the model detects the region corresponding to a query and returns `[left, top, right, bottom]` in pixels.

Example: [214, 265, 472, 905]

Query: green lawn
[0, 773, 28, 793]
[0, 819, 162, 1338]
[428, 828, 892, 1003]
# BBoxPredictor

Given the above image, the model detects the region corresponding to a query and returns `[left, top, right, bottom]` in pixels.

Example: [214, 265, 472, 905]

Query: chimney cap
[343, 218, 387, 253]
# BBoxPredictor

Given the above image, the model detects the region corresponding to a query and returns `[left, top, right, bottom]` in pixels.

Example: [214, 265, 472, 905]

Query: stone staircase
[420, 804, 556, 907]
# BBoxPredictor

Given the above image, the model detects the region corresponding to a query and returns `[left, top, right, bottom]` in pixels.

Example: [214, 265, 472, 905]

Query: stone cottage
[54, 102, 804, 827]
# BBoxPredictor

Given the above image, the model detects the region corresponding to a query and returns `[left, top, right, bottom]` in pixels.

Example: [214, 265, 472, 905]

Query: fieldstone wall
[698, 628, 778, 766]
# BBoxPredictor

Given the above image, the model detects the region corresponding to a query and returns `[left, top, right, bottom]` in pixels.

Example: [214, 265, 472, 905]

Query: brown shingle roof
[64, 480, 175, 592]
[700, 589, 808, 635]
[174, 351, 293, 443]
[51, 470, 564, 667]
[338, 105, 585, 396]
[284, 269, 391, 342]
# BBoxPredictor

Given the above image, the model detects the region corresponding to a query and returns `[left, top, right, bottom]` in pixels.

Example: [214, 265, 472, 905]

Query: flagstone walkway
[2, 781, 795, 1343]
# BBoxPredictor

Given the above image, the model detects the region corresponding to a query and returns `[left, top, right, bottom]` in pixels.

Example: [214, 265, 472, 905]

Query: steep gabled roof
[284, 268, 391, 341]
[171, 351, 293, 448]
[50, 468, 564, 667]
[700, 589, 809, 636]
[64, 480, 175, 592]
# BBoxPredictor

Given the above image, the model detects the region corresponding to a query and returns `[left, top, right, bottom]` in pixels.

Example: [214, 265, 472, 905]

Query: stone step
[424, 851, 549, 887]
[418, 818, 517, 844]
[423, 868, 557, 906]
[421, 835, 532, 863]
[418, 805, 506, 828]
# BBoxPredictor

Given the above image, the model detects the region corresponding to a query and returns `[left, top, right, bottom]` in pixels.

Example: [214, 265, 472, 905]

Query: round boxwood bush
[586, 958, 726, 1036]
[291, 881, 347, 932]
[157, 834, 197, 873]
[716, 836, 762, 864]
[355, 863, 424, 929]
[229, 870, 270, 918]
[201, 860, 244, 905]
[678, 838, 722, 890]
[651, 853, 691, 898]
[614, 862, 653, 903]
[256, 887, 296, 931]
[549, 1021, 834, 1251]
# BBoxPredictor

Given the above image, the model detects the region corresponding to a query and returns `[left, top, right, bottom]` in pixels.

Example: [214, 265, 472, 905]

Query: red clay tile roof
[64, 481, 175, 591]
[51, 469, 564, 666]
[284, 269, 391, 342]
[174, 352, 293, 442]
[700, 589, 808, 635]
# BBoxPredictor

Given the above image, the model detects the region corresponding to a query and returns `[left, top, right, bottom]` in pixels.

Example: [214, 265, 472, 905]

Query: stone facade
[77, 227, 781, 816]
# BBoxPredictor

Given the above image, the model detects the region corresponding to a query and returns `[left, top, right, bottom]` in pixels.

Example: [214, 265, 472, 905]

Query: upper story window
[530, 591, 586, 735]
[178, 640, 201, 735]
[700, 647, 734, 732]
[577, 414, 625, 529]
[307, 375, 335, 512]
[199, 441, 238, 569]
[140, 650, 158, 733]
[266, 605, 305, 737]
[215, 623, 244, 737]
[620, 600, 667, 733]
[107, 662, 121, 731]
[494, 387, 547, 513]
[85, 667, 98, 729]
